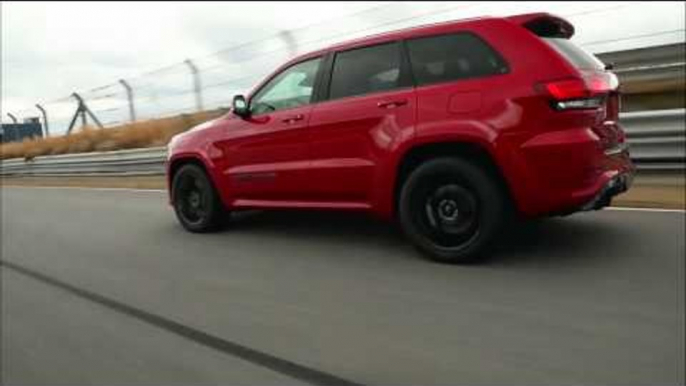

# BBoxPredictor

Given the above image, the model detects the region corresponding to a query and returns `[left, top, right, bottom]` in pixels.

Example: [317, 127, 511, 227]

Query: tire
[171, 164, 227, 232]
[398, 157, 507, 264]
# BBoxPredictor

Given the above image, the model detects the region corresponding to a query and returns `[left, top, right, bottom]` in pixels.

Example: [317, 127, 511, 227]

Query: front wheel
[172, 164, 227, 232]
[399, 158, 507, 263]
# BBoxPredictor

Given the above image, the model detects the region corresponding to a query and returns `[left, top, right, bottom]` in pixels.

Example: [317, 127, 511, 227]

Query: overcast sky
[2, 1, 685, 130]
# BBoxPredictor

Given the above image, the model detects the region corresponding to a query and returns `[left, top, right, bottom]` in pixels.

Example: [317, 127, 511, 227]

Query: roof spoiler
[506, 13, 575, 39]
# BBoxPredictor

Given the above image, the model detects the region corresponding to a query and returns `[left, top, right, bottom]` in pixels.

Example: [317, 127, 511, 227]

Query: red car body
[167, 13, 633, 227]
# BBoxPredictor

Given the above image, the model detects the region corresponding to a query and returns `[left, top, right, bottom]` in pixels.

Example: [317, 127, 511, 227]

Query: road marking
[0, 260, 362, 386]
[2, 185, 166, 193]
[607, 207, 685, 213]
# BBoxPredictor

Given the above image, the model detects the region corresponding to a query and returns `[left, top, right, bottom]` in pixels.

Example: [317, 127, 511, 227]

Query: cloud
[2, 1, 684, 130]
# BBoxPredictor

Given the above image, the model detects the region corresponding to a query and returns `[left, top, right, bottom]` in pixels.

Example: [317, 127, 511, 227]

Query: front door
[213, 57, 322, 205]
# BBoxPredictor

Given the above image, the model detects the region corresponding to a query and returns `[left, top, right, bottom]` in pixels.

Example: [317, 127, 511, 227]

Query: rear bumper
[578, 171, 632, 211]
[497, 127, 635, 217]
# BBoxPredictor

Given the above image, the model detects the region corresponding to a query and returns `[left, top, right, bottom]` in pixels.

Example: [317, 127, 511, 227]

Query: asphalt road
[1, 186, 684, 385]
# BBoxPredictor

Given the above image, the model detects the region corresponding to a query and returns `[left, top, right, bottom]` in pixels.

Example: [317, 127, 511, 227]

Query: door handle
[281, 114, 304, 124]
[377, 99, 408, 109]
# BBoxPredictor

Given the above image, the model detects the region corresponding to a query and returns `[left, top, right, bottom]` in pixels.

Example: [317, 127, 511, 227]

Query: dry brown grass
[0, 109, 227, 160]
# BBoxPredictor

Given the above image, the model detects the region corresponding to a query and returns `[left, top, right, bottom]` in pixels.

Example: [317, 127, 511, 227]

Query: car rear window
[543, 38, 605, 70]
[405, 33, 508, 86]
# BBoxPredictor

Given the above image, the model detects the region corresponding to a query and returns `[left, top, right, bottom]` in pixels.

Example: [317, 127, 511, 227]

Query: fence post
[184, 59, 203, 112]
[35, 104, 50, 137]
[67, 93, 104, 133]
[119, 79, 136, 123]
[279, 30, 298, 58]
[6, 113, 18, 124]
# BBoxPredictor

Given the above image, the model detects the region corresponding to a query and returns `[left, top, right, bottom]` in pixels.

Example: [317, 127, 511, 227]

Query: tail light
[537, 72, 618, 111]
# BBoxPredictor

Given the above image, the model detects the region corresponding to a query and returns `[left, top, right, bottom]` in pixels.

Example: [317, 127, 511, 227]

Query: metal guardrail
[596, 43, 685, 94]
[596, 43, 685, 71]
[1, 109, 684, 177]
[0, 146, 167, 177]
[621, 108, 685, 170]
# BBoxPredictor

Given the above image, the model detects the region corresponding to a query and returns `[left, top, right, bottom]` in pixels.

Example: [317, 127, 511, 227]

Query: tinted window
[406, 33, 508, 86]
[251, 57, 321, 114]
[329, 43, 403, 100]
[543, 38, 604, 70]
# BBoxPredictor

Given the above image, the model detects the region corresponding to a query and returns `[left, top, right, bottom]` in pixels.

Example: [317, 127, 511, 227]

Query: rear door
[307, 42, 416, 205]
[541, 37, 624, 149]
[511, 13, 624, 151]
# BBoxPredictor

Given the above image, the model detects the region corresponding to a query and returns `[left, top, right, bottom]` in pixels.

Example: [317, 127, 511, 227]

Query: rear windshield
[543, 38, 605, 70]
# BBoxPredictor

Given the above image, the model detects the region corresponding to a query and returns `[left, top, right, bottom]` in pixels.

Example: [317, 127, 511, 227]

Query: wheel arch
[167, 154, 220, 202]
[392, 140, 516, 218]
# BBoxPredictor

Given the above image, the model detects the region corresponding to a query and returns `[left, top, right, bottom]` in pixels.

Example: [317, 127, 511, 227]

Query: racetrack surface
[1, 186, 684, 385]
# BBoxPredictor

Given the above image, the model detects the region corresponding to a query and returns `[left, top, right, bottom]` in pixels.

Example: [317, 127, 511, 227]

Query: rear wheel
[399, 158, 507, 263]
[172, 164, 226, 232]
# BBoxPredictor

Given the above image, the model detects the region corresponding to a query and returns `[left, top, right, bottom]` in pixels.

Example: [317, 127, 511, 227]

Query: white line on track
[606, 207, 685, 214]
[3, 185, 166, 193]
[4, 185, 685, 213]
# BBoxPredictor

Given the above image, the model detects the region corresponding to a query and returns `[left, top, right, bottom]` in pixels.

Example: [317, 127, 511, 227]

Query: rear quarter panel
[379, 19, 585, 218]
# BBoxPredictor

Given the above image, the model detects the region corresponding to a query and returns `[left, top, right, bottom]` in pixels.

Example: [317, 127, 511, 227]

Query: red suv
[166, 13, 634, 263]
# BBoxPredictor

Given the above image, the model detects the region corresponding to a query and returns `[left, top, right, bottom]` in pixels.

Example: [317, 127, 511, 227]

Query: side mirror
[232, 95, 249, 118]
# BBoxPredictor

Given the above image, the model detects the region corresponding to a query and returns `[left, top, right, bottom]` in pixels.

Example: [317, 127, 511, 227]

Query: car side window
[329, 42, 403, 100]
[250, 57, 321, 115]
[406, 33, 508, 86]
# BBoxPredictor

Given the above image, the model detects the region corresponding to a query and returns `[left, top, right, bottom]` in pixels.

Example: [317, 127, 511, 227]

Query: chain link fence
[5, 2, 683, 139]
